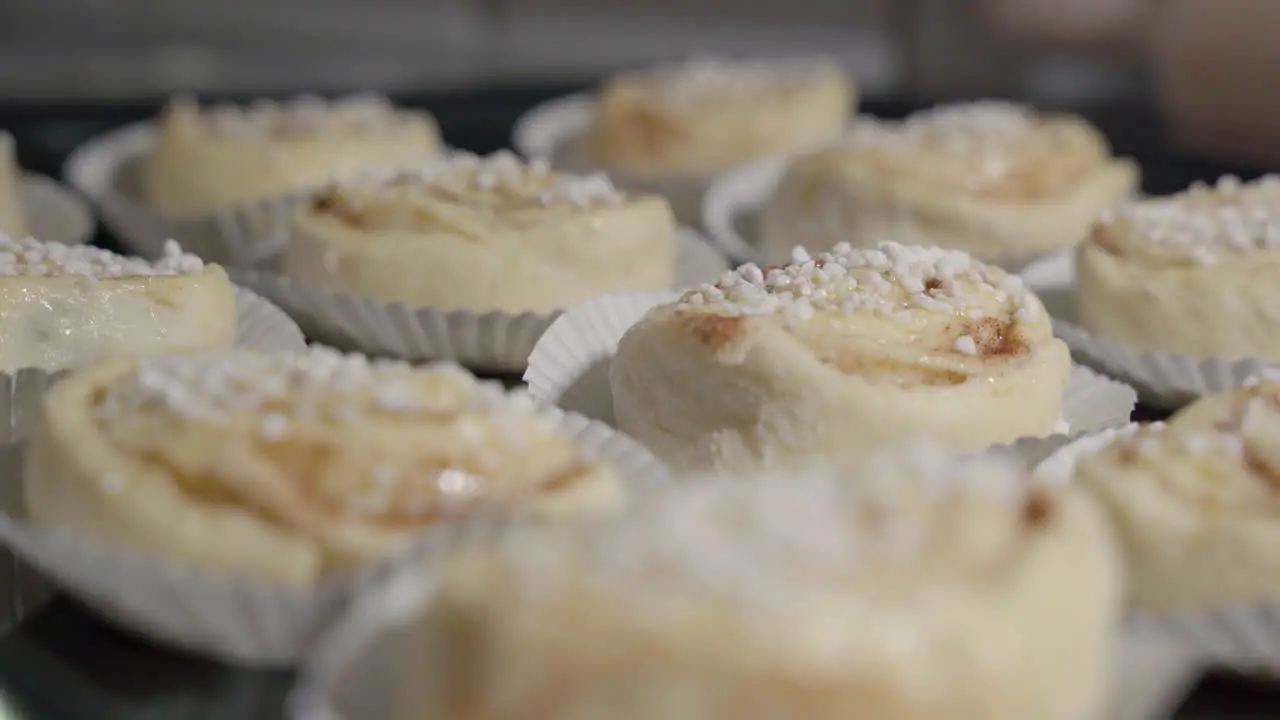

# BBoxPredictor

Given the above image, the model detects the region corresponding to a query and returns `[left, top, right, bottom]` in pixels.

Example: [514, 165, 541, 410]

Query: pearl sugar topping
[203, 93, 407, 138]
[640, 56, 836, 107]
[98, 348, 541, 441]
[0, 236, 203, 279]
[334, 151, 624, 209]
[679, 241, 1037, 326]
[1098, 174, 1280, 264]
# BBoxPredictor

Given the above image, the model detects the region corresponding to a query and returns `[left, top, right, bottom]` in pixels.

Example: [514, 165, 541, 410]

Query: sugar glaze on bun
[24, 348, 623, 586]
[0, 236, 235, 372]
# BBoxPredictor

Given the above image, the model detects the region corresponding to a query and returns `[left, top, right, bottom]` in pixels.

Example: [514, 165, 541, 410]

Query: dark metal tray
[0, 87, 1275, 718]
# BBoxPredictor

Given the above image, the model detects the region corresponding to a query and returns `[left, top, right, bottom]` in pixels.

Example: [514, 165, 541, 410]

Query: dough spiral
[610, 240, 1071, 472]
[584, 57, 854, 177]
[284, 151, 677, 312]
[24, 348, 623, 586]
[1077, 174, 1280, 360]
[142, 94, 443, 218]
[760, 101, 1137, 268]
[1074, 378, 1280, 613]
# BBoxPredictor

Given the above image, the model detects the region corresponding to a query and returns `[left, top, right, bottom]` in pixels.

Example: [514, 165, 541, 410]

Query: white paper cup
[0, 286, 305, 443]
[18, 174, 94, 247]
[0, 405, 669, 666]
[701, 156, 787, 266]
[64, 122, 318, 269]
[513, 92, 745, 226]
[1021, 250, 1275, 410]
[1032, 422, 1154, 486]
[524, 290, 1138, 462]
[287, 516, 1199, 720]
[230, 228, 728, 373]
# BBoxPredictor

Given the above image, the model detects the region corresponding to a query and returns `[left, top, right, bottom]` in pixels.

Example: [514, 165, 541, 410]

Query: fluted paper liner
[0, 287, 305, 443]
[701, 155, 787, 265]
[19, 174, 94, 246]
[1021, 250, 1275, 410]
[230, 229, 727, 372]
[64, 122, 310, 268]
[524, 291, 1138, 459]
[286, 508, 1198, 720]
[0, 406, 669, 666]
[513, 92, 727, 225]
[1035, 425, 1280, 677]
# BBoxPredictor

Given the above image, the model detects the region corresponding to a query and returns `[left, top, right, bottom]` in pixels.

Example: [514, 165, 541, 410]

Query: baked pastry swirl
[583, 57, 854, 178]
[1074, 379, 1280, 614]
[1076, 174, 1280, 360]
[393, 444, 1120, 720]
[610, 241, 1071, 473]
[142, 94, 442, 218]
[285, 151, 677, 312]
[24, 348, 624, 587]
[760, 101, 1138, 268]
[0, 236, 235, 372]
[0, 133, 23, 236]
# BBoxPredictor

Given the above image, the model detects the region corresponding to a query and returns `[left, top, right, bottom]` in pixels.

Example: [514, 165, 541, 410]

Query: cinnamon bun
[0, 236, 235, 372]
[24, 348, 624, 587]
[609, 241, 1071, 473]
[393, 444, 1120, 720]
[760, 101, 1138, 268]
[0, 133, 23, 236]
[141, 94, 442, 218]
[583, 57, 854, 178]
[1074, 380, 1280, 613]
[1076, 174, 1280, 360]
[285, 152, 677, 313]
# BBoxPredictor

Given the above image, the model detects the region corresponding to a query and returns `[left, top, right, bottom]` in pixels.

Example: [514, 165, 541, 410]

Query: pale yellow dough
[610, 241, 1071, 474]
[284, 152, 677, 313]
[393, 445, 1121, 720]
[584, 57, 854, 178]
[25, 349, 624, 587]
[1074, 380, 1280, 614]
[760, 101, 1138, 269]
[142, 95, 442, 218]
[0, 237, 235, 373]
[0, 134, 24, 236]
[1076, 174, 1280, 360]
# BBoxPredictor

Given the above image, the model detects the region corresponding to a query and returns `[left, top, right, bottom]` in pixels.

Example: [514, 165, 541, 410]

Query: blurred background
[5, 0, 1277, 171]
[0, 0, 1146, 102]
